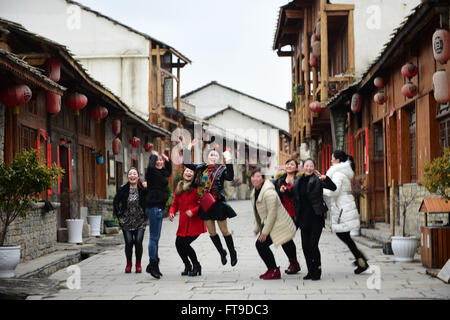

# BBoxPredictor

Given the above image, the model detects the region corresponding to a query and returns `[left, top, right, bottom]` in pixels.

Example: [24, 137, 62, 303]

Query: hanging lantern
[432, 70, 450, 103]
[351, 93, 362, 113]
[96, 153, 104, 165]
[374, 77, 386, 88]
[47, 58, 61, 82]
[309, 101, 322, 113]
[401, 62, 418, 79]
[129, 137, 141, 148]
[112, 137, 121, 155]
[432, 29, 450, 64]
[112, 120, 121, 136]
[374, 91, 388, 104]
[0, 84, 32, 115]
[66, 92, 87, 116]
[143, 142, 154, 152]
[309, 53, 318, 67]
[46, 91, 61, 114]
[401, 82, 418, 98]
[89, 105, 108, 123]
[312, 41, 321, 57]
[311, 34, 320, 44]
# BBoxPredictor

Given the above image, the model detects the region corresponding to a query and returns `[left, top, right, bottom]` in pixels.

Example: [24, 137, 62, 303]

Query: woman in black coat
[183, 139, 238, 267]
[113, 167, 147, 273]
[285, 158, 336, 281]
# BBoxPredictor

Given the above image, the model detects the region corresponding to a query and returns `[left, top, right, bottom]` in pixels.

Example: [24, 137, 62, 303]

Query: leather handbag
[199, 165, 222, 212]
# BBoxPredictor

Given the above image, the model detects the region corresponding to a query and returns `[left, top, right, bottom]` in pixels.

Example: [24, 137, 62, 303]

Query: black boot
[354, 257, 369, 274]
[156, 258, 163, 277]
[189, 262, 202, 276]
[146, 260, 160, 279]
[181, 261, 192, 276]
[224, 235, 237, 266]
[210, 235, 227, 265]
[311, 261, 322, 281]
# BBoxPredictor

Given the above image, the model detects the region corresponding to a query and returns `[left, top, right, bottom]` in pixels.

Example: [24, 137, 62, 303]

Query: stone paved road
[28, 200, 450, 300]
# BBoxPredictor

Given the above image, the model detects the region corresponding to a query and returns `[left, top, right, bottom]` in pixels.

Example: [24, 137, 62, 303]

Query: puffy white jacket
[323, 160, 360, 233]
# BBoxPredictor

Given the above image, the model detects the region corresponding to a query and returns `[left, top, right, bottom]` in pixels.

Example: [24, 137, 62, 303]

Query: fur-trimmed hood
[176, 180, 194, 195]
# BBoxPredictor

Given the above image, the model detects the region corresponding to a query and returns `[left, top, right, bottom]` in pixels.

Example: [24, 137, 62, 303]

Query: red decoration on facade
[401, 62, 418, 79]
[47, 58, 61, 82]
[0, 84, 32, 114]
[66, 92, 87, 116]
[374, 77, 385, 88]
[401, 82, 418, 98]
[46, 91, 61, 114]
[112, 138, 121, 155]
[129, 137, 141, 148]
[143, 142, 154, 152]
[350, 93, 362, 113]
[432, 28, 450, 64]
[309, 101, 322, 113]
[374, 91, 388, 104]
[309, 53, 318, 67]
[432, 70, 450, 103]
[89, 106, 108, 123]
[311, 41, 321, 57]
[112, 120, 121, 136]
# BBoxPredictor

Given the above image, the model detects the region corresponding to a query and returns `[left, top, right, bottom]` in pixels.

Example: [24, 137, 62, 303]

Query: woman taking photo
[183, 138, 238, 267]
[323, 150, 369, 274]
[285, 158, 336, 281]
[145, 150, 172, 279]
[273, 158, 301, 274]
[169, 166, 207, 276]
[113, 168, 147, 273]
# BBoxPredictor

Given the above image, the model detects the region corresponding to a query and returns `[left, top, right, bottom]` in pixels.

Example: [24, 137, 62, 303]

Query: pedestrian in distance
[145, 150, 172, 279]
[113, 167, 148, 273]
[251, 168, 297, 280]
[183, 138, 238, 267]
[273, 158, 302, 274]
[285, 158, 336, 281]
[323, 150, 369, 274]
[169, 166, 207, 276]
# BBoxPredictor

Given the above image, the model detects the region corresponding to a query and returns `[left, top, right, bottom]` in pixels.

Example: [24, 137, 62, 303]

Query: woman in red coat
[169, 167, 207, 276]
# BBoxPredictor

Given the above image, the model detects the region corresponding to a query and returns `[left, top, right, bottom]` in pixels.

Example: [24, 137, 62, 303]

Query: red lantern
[432, 29, 450, 64]
[374, 77, 385, 88]
[401, 62, 418, 79]
[47, 58, 61, 82]
[309, 101, 322, 113]
[46, 91, 61, 114]
[0, 84, 32, 114]
[143, 142, 154, 152]
[312, 41, 321, 56]
[311, 34, 320, 44]
[401, 82, 418, 98]
[112, 137, 121, 155]
[89, 106, 108, 123]
[351, 93, 362, 113]
[309, 53, 318, 67]
[374, 91, 388, 104]
[66, 92, 87, 116]
[432, 70, 450, 103]
[112, 120, 121, 136]
[129, 137, 141, 148]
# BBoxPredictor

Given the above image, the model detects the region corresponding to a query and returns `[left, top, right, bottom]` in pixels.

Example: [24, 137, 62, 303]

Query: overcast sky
[76, 0, 291, 108]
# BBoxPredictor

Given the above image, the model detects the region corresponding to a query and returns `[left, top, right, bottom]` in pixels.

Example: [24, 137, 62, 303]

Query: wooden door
[59, 145, 70, 227]
[373, 122, 385, 222]
[115, 161, 123, 192]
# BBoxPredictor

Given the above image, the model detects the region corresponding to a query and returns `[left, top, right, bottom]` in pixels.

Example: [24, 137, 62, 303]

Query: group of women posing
[113, 139, 369, 281]
[113, 139, 237, 279]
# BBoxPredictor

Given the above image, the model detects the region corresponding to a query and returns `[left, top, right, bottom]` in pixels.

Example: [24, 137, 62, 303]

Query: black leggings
[123, 229, 145, 262]
[336, 231, 364, 260]
[300, 223, 323, 273]
[175, 236, 199, 265]
[256, 235, 297, 269]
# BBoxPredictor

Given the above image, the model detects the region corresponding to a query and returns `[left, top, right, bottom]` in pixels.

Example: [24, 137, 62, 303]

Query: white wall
[330, 0, 421, 78]
[0, 0, 150, 119]
[182, 83, 289, 132]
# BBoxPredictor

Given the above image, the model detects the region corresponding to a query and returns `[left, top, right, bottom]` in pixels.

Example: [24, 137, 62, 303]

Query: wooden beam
[169, 62, 187, 68]
[320, 1, 329, 103]
[282, 25, 301, 34]
[177, 59, 181, 112]
[327, 11, 349, 17]
[348, 9, 355, 75]
[277, 50, 294, 57]
[325, 4, 354, 11]
[285, 10, 304, 20]
[148, 40, 153, 119]
[156, 44, 162, 124]
[152, 48, 167, 56]
[304, 7, 311, 140]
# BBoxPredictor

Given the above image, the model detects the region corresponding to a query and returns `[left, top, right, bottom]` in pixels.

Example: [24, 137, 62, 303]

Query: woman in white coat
[323, 150, 369, 274]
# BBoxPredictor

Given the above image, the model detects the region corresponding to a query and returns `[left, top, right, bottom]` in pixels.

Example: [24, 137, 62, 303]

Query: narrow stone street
[28, 200, 449, 300]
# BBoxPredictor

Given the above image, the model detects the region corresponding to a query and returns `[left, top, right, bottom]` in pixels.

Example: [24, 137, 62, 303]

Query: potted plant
[424, 147, 450, 201]
[86, 194, 102, 237]
[0, 149, 63, 278]
[391, 187, 420, 262]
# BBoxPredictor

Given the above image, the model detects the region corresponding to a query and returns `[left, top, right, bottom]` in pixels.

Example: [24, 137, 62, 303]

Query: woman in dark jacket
[145, 150, 172, 279]
[273, 158, 301, 275]
[285, 158, 336, 281]
[183, 139, 238, 267]
[113, 167, 147, 273]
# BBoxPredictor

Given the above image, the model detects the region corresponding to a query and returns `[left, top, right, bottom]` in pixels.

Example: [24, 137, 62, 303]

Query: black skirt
[198, 200, 237, 221]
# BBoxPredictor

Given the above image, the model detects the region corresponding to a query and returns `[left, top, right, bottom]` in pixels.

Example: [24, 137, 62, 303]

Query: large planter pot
[66, 219, 84, 244]
[0, 245, 21, 278]
[391, 236, 418, 262]
[87, 215, 102, 236]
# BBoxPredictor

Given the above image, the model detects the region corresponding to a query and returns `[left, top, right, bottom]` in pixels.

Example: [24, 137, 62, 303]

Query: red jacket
[169, 187, 206, 237]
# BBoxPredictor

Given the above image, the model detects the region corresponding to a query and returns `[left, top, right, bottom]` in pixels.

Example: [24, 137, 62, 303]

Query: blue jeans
[146, 207, 164, 261]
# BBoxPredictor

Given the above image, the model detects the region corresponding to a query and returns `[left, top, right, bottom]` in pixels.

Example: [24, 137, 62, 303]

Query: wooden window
[354, 129, 366, 176]
[409, 105, 417, 182]
[374, 123, 383, 159]
[20, 125, 37, 152]
[437, 102, 450, 154]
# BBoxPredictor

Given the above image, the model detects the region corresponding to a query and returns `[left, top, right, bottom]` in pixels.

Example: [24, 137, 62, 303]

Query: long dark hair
[333, 150, 355, 172]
